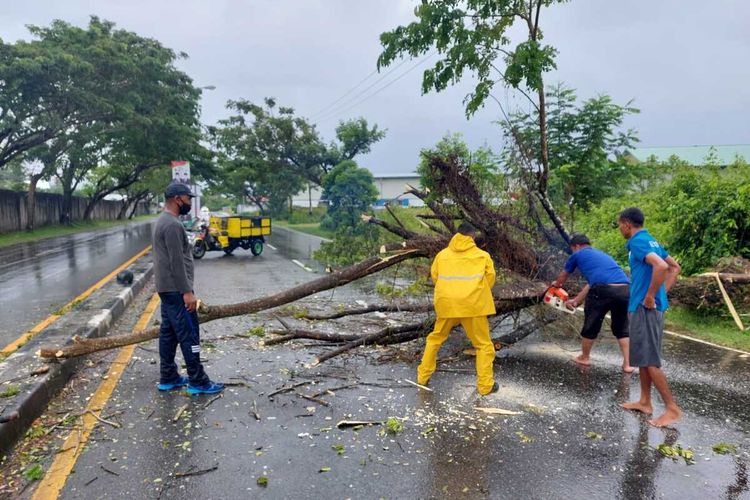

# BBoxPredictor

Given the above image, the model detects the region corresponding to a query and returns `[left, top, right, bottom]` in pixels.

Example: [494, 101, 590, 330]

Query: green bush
[662, 166, 750, 274]
[314, 223, 383, 267]
[574, 192, 669, 267]
[575, 162, 750, 275]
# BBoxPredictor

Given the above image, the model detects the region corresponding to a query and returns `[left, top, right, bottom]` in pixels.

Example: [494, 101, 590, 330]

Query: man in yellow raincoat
[417, 222, 499, 395]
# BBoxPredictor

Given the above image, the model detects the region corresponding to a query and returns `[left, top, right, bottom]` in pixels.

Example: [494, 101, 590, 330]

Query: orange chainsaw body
[543, 287, 575, 314]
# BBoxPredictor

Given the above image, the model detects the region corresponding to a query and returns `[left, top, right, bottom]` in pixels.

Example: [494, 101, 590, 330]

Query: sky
[2, 0, 749, 175]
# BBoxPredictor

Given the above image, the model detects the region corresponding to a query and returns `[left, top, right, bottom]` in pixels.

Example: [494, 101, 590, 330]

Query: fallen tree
[38, 152, 748, 363]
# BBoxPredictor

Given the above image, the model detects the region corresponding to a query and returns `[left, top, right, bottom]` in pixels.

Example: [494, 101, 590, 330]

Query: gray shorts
[628, 305, 665, 367]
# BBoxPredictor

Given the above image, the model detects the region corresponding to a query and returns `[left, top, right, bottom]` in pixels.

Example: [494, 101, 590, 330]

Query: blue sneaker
[157, 375, 189, 392]
[186, 381, 225, 395]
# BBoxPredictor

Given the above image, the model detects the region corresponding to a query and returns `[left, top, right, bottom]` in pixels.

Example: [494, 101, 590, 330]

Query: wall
[0, 189, 150, 233]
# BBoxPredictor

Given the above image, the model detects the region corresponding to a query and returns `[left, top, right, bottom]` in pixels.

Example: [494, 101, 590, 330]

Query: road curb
[0, 256, 153, 457]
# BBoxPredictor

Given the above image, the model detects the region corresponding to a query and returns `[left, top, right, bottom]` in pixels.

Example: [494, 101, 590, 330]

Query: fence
[0, 189, 150, 233]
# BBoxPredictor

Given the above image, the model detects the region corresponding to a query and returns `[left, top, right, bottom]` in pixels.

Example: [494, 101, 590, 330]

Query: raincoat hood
[448, 233, 477, 253]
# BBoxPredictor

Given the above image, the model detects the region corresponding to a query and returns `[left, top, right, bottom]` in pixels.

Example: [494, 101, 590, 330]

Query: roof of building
[627, 145, 750, 165]
[372, 173, 420, 179]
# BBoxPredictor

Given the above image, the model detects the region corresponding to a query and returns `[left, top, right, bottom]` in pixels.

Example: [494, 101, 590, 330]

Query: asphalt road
[0, 223, 321, 349]
[0, 221, 154, 347]
[20, 231, 746, 499]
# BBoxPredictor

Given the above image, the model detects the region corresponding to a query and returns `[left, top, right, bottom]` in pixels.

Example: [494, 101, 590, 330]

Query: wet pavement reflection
[0, 221, 154, 346]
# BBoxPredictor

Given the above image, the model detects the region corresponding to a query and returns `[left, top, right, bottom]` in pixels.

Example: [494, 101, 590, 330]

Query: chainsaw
[543, 287, 575, 314]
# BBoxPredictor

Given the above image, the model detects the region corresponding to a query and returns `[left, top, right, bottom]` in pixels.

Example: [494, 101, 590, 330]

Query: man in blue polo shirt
[551, 234, 633, 372]
[618, 207, 682, 427]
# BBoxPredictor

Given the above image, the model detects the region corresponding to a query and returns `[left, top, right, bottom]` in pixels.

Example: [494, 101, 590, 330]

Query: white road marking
[266, 244, 277, 250]
[292, 259, 313, 272]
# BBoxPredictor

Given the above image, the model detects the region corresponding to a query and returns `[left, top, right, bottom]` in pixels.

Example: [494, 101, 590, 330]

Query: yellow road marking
[32, 293, 161, 500]
[1, 245, 152, 357]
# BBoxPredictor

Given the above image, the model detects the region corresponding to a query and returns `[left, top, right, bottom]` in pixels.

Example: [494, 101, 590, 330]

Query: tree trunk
[128, 194, 148, 219]
[25, 174, 43, 231]
[116, 199, 130, 220]
[82, 195, 105, 221]
[60, 188, 74, 226]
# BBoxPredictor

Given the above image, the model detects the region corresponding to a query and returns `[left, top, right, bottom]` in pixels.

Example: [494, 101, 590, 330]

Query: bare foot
[622, 365, 636, 373]
[621, 401, 653, 414]
[573, 354, 591, 366]
[648, 407, 682, 428]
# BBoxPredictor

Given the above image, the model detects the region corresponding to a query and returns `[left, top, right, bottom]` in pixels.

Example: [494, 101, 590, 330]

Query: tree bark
[60, 188, 74, 226]
[301, 303, 432, 320]
[82, 195, 105, 221]
[25, 174, 43, 231]
[312, 321, 429, 365]
[116, 199, 130, 220]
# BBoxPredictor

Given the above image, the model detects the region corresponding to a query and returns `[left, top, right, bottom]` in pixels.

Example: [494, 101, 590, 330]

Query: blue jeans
[158, 292, 209, 386]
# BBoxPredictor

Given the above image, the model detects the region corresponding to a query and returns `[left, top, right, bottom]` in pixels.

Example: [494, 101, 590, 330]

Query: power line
[316, 52, 436, 123]
[310, 56, 412, 121]
[308, 68, 379, 118]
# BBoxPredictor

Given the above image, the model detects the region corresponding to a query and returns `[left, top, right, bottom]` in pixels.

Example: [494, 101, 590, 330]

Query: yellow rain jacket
[431, 233, 496, 318]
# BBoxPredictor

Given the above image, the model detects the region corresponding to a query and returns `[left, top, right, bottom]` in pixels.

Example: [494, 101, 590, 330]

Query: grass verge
[665, 306, 750, 352]
[274, 221, 334, 240]
[0, 215, 156, 249]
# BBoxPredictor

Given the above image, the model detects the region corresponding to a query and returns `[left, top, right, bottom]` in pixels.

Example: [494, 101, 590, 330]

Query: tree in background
[379, 0, 571, 243]
[663, 162, 750, 274]
[320, 160, 378, 230]
[1, 17, 202, 226]
[210, 98, 384, 215]
[0, 158, 26, 191]
[503, 84, 640, 226]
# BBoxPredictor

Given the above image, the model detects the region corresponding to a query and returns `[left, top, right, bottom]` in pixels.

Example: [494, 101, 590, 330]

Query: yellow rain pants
[417, 316, 495, 395]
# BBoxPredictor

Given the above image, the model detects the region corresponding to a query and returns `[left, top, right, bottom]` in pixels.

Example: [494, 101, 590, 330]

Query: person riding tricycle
[192, 214, 271, 259]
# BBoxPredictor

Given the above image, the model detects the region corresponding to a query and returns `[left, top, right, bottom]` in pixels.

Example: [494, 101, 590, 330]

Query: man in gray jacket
[153, 182, 223, 395]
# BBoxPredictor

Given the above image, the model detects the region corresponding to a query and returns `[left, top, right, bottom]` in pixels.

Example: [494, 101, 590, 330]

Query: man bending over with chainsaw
[551, 234, 634, 372]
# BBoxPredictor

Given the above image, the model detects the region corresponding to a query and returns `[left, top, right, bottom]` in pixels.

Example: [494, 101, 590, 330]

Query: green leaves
[712, 443, 738, 455]
[211, 99, 384, 216]
[385, 417, 405, 434]
[502, 83, 640, 218]
[320, 160, 378, 230]
[22, 464, 44, 481]
[379, 0, 566, 116]
[662, 162, 750, 274]
[656, 443, 695, 465]
[504, 40, 557, 91]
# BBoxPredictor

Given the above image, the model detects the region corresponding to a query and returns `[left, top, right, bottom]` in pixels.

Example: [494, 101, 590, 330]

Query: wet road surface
[267, 226, 326, 272]
[0, 221, 154, 347]
[6, 230, 750, 499]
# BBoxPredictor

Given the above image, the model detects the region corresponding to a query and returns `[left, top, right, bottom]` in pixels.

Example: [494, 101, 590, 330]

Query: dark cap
[165, 182, 195, 198]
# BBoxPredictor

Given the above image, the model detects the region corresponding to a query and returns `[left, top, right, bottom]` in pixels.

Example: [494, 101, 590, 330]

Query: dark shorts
[581, 284, 629, 340]
[628, 305, 665, 368]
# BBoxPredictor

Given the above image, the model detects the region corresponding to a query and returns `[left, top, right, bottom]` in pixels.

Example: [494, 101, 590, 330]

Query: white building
[291, 173, 424, 208]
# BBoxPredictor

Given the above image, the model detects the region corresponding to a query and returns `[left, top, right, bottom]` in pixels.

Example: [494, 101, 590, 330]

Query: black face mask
[178, 200, 192, 215]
